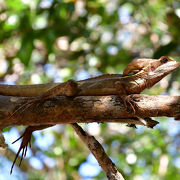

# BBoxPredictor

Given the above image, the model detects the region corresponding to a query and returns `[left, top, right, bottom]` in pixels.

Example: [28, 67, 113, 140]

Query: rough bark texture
[0, 94, 179, 128]
[1, 94, 179, 178]
[71, 123, 125, 180]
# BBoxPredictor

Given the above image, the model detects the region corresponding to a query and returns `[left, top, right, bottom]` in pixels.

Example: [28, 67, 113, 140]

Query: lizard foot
[10, 127, 33, 174]
[121, 94, 140, 114]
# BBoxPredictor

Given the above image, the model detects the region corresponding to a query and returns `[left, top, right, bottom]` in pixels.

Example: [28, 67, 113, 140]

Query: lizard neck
[127, 77, 147, 94]
[122, 70, 150, 94]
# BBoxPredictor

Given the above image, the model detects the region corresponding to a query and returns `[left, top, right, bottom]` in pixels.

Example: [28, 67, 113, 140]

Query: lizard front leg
[115, 80, 142, 128]
[115, 81, 138, 113]
[115, 81, 155, 128]
[9, 80, 79, 119]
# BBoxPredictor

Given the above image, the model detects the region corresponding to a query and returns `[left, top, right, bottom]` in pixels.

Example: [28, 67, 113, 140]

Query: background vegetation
[0, 0, 180, 179]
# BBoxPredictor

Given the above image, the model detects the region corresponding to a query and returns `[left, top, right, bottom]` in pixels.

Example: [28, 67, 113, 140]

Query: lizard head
[122, 56, 179, 93]
[145, 56, 180, 88]
[123, 56, 179, 76]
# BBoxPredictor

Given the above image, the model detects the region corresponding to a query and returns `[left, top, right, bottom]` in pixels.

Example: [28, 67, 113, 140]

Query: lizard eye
[161, 57, 168, 63]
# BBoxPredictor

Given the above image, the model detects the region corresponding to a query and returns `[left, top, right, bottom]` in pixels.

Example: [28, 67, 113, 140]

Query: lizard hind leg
[9, 97, 43, 120]
[10, 126, 33, 174]
[9, 80, 79, 120]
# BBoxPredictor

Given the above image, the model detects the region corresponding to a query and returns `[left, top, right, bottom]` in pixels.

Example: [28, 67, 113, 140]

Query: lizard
[0, 56, 178, 173]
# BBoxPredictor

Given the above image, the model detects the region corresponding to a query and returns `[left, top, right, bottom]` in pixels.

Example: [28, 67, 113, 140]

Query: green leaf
[18, 33, 34, 66]
[6, 0, 27, 11]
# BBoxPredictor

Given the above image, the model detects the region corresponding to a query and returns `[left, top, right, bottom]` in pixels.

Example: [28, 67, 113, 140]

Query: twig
[71, 123, 125, 180]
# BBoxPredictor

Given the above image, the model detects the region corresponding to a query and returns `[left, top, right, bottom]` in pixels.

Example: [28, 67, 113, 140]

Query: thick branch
[0, 94, 179, 128]
[71, 123, 125, 180]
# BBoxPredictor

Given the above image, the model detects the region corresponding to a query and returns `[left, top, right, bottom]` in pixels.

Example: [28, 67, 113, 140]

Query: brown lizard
[0, 56, 178, 173]
[9, 56, 178, 116]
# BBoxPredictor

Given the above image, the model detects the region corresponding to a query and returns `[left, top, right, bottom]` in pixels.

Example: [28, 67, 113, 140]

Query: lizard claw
[10, 127, 33, 174]
[122, 95, 140, 114]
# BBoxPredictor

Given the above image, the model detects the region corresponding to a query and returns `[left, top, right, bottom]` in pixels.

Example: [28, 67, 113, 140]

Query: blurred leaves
[18, 33, 34, 65]
[0, 0, 180, 179]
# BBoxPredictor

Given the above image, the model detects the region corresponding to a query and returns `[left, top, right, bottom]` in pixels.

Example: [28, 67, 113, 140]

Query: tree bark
[71, 123, 125, 180]
[0, 94, 179, 128]
[1, 94, 179, 178]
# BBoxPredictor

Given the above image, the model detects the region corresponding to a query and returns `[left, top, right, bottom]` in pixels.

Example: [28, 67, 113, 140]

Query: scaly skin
[9, 56, 179, 119]
[5, 56, 179, 173]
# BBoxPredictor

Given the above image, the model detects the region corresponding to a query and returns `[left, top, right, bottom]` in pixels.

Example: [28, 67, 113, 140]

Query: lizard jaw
[147, 59, 180, 88]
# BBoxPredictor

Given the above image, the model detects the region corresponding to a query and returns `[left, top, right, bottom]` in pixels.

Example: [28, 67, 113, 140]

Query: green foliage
[0, 0, 180, 179]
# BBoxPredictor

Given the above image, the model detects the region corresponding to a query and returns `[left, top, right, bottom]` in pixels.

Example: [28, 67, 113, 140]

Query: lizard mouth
[147, 60, 180, 88]
[153, 60, 180, 75]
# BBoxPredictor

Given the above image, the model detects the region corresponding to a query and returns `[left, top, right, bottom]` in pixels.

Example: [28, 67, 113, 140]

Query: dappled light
[0, 0, 180, 179]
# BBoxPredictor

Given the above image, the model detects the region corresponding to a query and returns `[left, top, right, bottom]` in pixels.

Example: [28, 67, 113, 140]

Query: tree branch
[0, 94, 179, 128]
[1, 94, 179, 177]
[71, 123, 125, 180]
